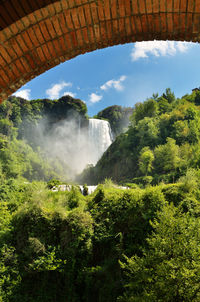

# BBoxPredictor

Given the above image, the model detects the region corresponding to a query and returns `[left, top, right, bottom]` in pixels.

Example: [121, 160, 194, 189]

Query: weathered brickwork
[0, 0, 200, 102]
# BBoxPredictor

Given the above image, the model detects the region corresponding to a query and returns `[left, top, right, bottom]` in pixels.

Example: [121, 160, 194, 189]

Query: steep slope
[79, 89, 200, 185]
[95, 105, 133, 138]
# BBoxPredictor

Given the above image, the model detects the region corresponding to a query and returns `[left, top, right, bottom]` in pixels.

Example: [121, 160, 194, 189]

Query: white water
[40, 117, 113, 178]
[79, 185, 97, 195]
[88, 118, 113, 165]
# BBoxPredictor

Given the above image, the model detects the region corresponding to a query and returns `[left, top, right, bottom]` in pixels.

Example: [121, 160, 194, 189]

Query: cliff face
[95, 105, 133, 138]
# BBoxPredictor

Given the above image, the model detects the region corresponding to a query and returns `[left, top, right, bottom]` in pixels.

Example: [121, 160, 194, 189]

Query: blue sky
[13, 41, 200, 117]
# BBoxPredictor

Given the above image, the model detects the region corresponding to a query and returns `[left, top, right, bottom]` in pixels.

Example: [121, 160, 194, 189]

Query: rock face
[0, 0, 199, 102]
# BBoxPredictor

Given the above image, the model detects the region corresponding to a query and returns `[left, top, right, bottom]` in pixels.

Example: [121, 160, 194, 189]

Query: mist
[30, 114, 113, 180]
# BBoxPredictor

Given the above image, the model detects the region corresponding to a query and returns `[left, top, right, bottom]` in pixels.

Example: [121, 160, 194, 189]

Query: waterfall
[45, 116, 113, 177]
[88, 118, 113, 165]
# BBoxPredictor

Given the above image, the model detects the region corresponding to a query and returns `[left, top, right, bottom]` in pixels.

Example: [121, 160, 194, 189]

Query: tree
[154, 138, 180, 173]
[131, 99, 158, 126]
[139, 147, 154, 176]
[162, 88, 176, 104]
[172, 120, 189, 144]
[136, 117, 160, 148]
[119, 203, 200, 302]
[0, 119, 14, 137]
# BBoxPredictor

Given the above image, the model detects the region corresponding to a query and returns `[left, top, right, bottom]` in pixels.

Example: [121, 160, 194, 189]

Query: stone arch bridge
[0, 0, 200, 102]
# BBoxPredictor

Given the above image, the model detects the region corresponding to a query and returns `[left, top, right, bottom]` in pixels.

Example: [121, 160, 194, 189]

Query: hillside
[1, 90, 200, 301]
[94, 105, 132, 138]
[79, 88, 200, 185]
[0, 95, 131, 182]
[0, 95, 88, 182]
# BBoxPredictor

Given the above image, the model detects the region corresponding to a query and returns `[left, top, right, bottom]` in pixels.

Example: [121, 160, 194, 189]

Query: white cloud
[63, 91, 77, 98]
[46, 81, 72, 99]
[100, 75, 127, 91]
[13, 89, 31, 100]
[89, 93, 103, 103]
[131, 40, 192, 61]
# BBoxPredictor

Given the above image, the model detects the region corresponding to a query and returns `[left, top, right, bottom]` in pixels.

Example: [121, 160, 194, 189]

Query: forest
[81, 88, 200, 186]
[1, 89, 200, 301]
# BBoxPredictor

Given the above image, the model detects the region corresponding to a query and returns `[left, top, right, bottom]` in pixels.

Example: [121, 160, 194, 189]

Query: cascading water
[88, 118, 113, 165]
[44, 116, 113, 177]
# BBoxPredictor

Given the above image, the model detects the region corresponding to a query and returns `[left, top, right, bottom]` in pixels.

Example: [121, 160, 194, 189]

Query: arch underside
[0, 0, 200, 102]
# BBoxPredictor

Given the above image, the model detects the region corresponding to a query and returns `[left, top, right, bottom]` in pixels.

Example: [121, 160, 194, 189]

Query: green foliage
[130, 98, 158, 126]
[2, 89, 200, 301]
[83, 184, 89, 196]
[0, 179, 200, 301]
[154, 138, 180, 173]
[95, 105, 132, 137]
[47, 178, 62, 189]
[81, 88, 200, 185]
[139, 147, 154, 176]
[119, 203, 200, 302]
[0, 95, 90, 182]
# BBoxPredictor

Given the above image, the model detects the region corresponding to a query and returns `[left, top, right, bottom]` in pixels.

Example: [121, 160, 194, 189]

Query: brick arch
[0, 0, 200, 102]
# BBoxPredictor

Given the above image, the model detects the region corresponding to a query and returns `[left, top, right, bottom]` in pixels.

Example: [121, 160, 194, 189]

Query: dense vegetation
[81, 88, 200, 185]
[94, 105, 132, 137]
[1, 89, 200, 301]
[0, 96, 131, 182]
[0, 95, 88, 181]
[1, 178, 200, 301]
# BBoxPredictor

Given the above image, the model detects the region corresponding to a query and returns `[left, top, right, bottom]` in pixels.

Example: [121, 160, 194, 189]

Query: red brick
[1, 0, 200, 101]
[90, 2, 99, 24]
[36, 46, 46, 62]
[42, 44, 52, 60]
[195, 0, 200, 13]
[76, 29, 84, 46]
[104, 0, 111, 20]
[98, 1, 105, 21]
[132, 0, 139, 14]
[118, 0, 126, 17]
[71, 8, 80, 29]
[77, 6, 86, 27]
[186, 13, 193, 32]
[159, 0, 166, 12]
[167, 13, 174, 32]
[134, 16, 143, 34]
[52, 16, 63, 36]
[147, 14, 155, 33]
[193, 14, 200, 33]
[146, 0, 152, 13]
[124, 17, 132, 36]
[15, 58, 27, 74]
[167, 0, 173, 12]
[188, 0, 195, 13]
[174, 0, 180, 13]
[153, 14, 161, 33]
[138, 0, 146, 14]
[59, 13, 69, 33]
[45, 19, 57, 39]
[81, 27, 89, 44]
[180, 0, 187, 11]
[160, 13, 167, 32]
[83, 4, 93, 25]
[152, 0, 160, 13]
[46, 40, 57, 57]
[70, 31, 78, 47]
[65, 11, 74, 30]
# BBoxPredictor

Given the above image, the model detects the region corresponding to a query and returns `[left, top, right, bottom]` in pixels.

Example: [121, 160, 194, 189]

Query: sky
[13, 40, 200, 117]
